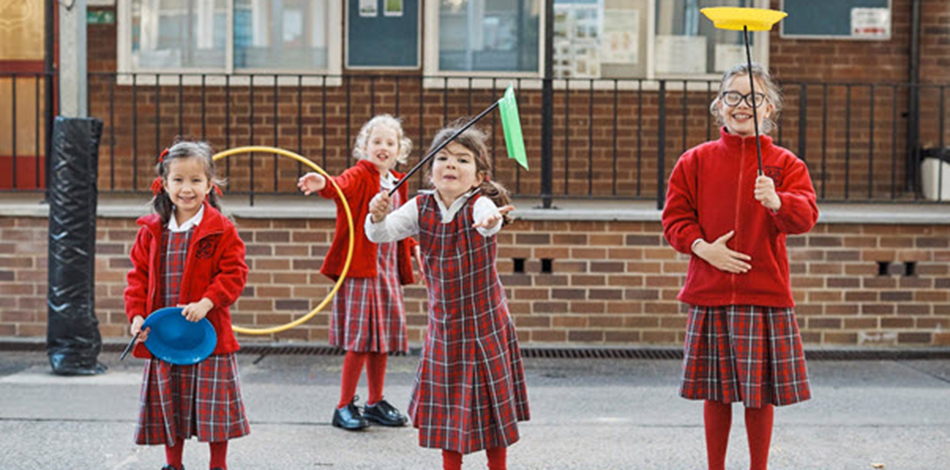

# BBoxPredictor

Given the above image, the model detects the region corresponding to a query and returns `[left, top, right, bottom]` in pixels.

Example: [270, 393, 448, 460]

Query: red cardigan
[662, 127, 818, 308]
[124, 201, 248, 359]
[317, 159, 416, 284]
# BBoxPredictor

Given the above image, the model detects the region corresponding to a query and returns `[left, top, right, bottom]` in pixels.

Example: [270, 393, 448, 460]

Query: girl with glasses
[662, 63, 819, 470]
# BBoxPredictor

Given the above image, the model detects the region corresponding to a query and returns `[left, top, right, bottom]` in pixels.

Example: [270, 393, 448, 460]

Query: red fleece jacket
[317, 159, 416, 284]
[124, 201, 248, 358]
[662, 127, 819, 308]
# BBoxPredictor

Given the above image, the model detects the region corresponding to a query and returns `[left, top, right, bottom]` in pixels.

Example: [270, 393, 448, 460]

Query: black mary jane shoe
[363, 398, 409, 427]
[332, 396, 369, 431]
[161, 466, 184, 470]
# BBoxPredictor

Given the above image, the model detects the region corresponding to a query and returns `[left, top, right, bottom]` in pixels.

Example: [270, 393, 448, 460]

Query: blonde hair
[710, 63, 783, 135]
[426, 120, 513, 225]
[353, 114, 412, 165]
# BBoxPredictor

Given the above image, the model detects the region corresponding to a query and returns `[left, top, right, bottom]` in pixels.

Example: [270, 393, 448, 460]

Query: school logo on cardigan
[195, 237, 217, 259]
[764, 166, 784, 187]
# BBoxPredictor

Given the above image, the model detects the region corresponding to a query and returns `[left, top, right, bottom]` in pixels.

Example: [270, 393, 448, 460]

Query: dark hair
[150, 141, 225, 226]
[426, 120, 512, 225]
[710, 63, 783, 134]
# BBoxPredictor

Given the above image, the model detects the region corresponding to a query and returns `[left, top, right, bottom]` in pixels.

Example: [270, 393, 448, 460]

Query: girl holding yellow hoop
[297, 114, 419, 431]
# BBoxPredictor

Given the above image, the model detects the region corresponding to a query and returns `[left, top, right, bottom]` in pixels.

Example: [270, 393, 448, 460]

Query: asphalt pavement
[0, 350, 947, 469]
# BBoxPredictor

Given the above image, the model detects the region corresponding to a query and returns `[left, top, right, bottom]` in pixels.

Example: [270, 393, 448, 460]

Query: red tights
[164, 438, 228, 469]
[441, 448, 507, 470]
[337, 351, 389, 408]
[704, 400, 774, 470]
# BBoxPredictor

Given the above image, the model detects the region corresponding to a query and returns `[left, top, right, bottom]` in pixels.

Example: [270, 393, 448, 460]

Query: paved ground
[0, 351, 947, 469]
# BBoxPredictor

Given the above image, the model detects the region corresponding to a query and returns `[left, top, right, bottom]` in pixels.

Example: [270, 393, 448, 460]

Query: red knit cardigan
[317, 159, 416, 284]
[662, 127, 818, 308]
[124, 201, 248, 359]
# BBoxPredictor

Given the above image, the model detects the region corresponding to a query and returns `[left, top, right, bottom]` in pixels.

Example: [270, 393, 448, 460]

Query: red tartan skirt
[680, 304, 811, 408]
[329, 239, 407, 353]
[135, 353, 250, 445]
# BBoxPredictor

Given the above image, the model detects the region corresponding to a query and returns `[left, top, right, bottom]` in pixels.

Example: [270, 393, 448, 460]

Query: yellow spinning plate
[700, 7, 787, 31]
[211, 146, 354, 335]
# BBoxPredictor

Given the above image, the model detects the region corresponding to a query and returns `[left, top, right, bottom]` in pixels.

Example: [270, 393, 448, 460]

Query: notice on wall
[851, 8, 890, 39]
[655, 35, 706, 75]
[714, 44, 744, 73]
[601, 10, 639, 65]
[359, 0, 377, 17]
[384, 0, 403, 17]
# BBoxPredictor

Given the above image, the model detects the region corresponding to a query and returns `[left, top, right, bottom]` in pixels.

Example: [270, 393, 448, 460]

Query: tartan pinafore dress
[330, 189, 408, 353]
[408, 193, 530, 454]
[135, 227, 250, 445]
[680, 304, 811, 408]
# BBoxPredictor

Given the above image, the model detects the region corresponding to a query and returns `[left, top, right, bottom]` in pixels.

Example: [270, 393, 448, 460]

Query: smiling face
[162, 157, 212, 223]
[718, 74, 774, 138]
[430, 142, 484, 204]
[363, 124, 401, 175]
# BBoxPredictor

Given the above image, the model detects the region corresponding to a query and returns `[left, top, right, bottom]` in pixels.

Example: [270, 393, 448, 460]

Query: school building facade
[1, 0, 949, 347]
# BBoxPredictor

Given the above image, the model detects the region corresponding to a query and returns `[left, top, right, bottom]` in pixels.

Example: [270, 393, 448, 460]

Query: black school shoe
[161, 466, 184, 470]
[363, 398, 409, 427]
[332, 396, 369, 431]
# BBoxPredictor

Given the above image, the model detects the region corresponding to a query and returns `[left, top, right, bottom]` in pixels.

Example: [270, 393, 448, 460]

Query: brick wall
[2, 214, 948, 347]
[76, 1, 950, 204]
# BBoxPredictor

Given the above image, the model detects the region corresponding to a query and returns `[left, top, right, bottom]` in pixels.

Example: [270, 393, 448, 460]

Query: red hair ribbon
[150, 177, 163, 196]
[151, 148, 170, 195]
[212, 183, 224, 196]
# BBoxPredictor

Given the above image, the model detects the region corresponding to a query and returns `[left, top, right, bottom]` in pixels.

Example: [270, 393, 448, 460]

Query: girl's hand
[692, 231, 752, 274]
[297, 172, 326, 195]
[131, 315, 149, 343]
[754, 175, 781, 211]
[413, 244, 425, 283]
[473, 205, 514, 229]
[369, 192, 392, 223]
[181, 298, 214, 322]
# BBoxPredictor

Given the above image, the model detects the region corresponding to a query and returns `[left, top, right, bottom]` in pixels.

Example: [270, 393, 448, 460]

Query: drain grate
[521, 348, 682, 360]
[4, 341, 949, 361]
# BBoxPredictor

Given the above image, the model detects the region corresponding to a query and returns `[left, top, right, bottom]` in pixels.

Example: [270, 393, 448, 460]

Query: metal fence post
[657, 81, 667, 210]
[540, 0, 554, 208]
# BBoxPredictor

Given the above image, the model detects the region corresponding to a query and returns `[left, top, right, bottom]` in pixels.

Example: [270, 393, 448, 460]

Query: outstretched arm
[365, 195, 420, 243]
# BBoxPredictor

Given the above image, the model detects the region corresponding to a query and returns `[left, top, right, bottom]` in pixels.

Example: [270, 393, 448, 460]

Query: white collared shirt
[380, 171, 397, 191]
[168, 204, 205, 233]
[365, 189, 504, 243]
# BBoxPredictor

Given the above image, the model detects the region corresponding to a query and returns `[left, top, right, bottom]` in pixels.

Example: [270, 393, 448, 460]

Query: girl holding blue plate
[125, 141, 250, 470]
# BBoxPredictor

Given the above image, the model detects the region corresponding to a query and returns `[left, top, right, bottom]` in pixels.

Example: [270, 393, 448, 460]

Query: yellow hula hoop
[211, 146, 354, 335]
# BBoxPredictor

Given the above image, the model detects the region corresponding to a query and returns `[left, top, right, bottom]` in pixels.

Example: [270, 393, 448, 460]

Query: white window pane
[655, 0, 745, 75]
[132, 0, 227, 69]
[234, 0, 329, 70]
[439, 0, 540, 73]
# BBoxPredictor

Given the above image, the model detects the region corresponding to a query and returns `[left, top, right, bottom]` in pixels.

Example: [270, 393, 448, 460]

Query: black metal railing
[0, 72, 53, 193]
[3, 71, 948, 205]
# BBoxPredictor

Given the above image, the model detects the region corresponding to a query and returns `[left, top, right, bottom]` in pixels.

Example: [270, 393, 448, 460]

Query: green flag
[498, 84, 529, 170]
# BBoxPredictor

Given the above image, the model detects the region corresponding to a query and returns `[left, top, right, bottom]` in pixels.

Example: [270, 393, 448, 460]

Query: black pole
[907, 0, 921, 193]
[744, 26, 763, 175]
[389, 100, 499, 196]
[43, 0, 55, 202]
[540, 0, 555, 208]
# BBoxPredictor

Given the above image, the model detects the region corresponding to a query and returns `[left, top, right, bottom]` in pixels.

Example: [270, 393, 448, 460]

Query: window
[119, 0, 341, 74]
[426, 0, 541, 76]
[654, 0, 758, 76]
[550, 0, 767, 80]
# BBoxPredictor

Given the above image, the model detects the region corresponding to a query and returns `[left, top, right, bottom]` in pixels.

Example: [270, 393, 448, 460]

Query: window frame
[422, 0, 547, 80]
[422, 0, 770, 88]
[116, 0, 343, 81]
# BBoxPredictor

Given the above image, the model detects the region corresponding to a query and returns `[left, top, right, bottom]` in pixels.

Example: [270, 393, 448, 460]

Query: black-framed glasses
[720, 91, 767, 108]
